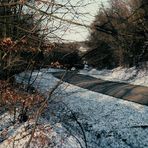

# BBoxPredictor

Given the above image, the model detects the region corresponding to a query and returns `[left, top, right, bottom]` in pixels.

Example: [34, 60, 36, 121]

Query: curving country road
[53, 71, 148, 106]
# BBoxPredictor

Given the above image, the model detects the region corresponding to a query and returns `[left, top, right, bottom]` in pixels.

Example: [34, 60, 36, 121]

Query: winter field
[0, 67, 148, 148]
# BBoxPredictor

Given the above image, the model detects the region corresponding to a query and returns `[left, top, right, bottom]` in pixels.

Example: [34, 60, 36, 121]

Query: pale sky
[31, 0, 109, 42]
[58, 0, 109, 42]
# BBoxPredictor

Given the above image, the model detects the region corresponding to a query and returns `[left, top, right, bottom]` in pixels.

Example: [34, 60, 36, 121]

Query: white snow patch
[80, 66, 148, 87]
[1, 67, 148, 147]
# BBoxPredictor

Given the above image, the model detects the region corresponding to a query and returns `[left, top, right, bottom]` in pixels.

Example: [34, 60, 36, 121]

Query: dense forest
[84, 0, 148, 69]
[0, 0, 148, 78]
[0, 0, 86, 79]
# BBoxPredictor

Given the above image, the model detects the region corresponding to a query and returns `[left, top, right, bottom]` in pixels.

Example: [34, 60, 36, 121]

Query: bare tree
[86, 0, 148, 68]
[0, 0, 95, 147]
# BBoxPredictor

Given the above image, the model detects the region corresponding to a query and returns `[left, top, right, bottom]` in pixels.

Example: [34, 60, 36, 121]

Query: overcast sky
[34, 0, 109, 42]
[59, 0, 108, 42]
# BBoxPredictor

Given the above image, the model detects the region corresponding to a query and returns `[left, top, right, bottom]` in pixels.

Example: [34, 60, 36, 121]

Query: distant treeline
[84, 0, 148, 69]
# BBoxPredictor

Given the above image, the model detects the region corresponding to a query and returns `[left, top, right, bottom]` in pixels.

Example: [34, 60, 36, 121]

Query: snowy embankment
[80, 66, 148, 87]
[0, 67, 148, 148]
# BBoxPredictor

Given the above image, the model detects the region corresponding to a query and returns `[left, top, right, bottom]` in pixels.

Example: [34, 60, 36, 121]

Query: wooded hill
[84, 0, 148, 69]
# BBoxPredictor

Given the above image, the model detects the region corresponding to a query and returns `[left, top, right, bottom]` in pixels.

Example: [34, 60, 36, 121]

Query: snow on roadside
[80, 66, 148, 87]
[13, 69, 148, 147]
[0, 114, 82, 148]
[0, 68, 82, 148]
[1, 67, 148, 147]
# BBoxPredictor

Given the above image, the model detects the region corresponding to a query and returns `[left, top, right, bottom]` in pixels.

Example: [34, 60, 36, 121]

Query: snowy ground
[0, 67, 148, 148]
[80, 66, 148, 87]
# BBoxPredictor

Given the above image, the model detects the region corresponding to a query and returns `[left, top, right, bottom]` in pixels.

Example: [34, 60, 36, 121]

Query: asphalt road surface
[53, 71, 148, 106]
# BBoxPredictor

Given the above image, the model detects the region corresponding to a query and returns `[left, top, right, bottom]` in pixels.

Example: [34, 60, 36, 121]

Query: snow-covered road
[53, 71, 148, 106]
[1, 67, 148, 148]
[14, 68, 148, 148]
